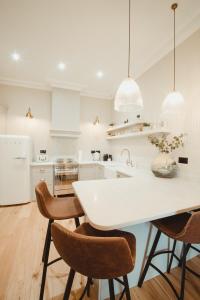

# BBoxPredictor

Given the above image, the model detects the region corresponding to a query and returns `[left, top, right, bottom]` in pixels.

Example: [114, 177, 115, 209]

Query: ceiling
[0, 0, 200, 98]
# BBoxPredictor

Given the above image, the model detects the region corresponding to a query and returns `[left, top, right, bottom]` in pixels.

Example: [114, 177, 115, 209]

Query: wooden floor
[0, 202, 200, 300]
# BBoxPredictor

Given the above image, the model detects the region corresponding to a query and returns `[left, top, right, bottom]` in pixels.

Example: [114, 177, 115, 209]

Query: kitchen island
[73, 171, 200, 299]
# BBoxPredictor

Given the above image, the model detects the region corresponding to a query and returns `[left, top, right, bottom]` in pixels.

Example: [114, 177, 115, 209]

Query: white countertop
[30, 161, 54, 166]
[73, 172, 200, 230]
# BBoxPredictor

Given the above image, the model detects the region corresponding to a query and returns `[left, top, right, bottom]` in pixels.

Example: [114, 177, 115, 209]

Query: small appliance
[91, 150, 101, 161]
[37, 150, 48, 162]
[103, 154, 112, 161]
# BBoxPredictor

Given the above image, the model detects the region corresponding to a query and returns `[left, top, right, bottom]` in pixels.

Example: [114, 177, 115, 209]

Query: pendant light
[114, 0, 143, 112]
[162, 3, 185, 114]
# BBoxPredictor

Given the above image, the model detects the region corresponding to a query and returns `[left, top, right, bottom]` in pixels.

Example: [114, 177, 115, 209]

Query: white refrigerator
[0, 135, 31, 205]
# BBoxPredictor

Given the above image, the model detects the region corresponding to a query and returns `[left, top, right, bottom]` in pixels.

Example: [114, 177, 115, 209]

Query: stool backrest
[35, 181, 54, 219]
[177, 211, 200, 244]
[51, 223, 134, 279]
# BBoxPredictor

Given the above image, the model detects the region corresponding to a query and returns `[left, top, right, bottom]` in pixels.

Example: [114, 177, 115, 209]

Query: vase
[151, 152, 177, 178]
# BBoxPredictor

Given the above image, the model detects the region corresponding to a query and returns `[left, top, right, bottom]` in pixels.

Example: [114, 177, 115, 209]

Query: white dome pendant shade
[114, 0, 143, 112]
[162, 91, 185, 114]
[115, 77, 143, 112]
[162, 3, 185, 115]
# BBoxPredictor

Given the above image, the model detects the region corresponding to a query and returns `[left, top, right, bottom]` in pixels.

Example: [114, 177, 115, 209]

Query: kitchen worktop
[30, 161, 54, 166]
[73, 172, 200, 230]
[30, 160, 137, 177]
[78, 160, 139, 177]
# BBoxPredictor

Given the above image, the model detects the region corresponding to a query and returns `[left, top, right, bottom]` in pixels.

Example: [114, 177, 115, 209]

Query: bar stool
[138, 211, 200, 300]
[35, 181, 84, 300]
[51, 222, 136, 300]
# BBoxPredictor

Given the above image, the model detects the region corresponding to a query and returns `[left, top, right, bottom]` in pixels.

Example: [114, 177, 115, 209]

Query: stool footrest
[150, 263, 179, 299]
[191, 245, 200, 254]
[47, 257, 62, 267]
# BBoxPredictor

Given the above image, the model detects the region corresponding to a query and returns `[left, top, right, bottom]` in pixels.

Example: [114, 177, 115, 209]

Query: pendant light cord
[173, 6, 176, 91]
[171, 3, 177, 91]
[128, 0, 131, 77]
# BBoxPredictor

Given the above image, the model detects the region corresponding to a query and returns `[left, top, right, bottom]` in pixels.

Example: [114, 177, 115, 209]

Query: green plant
[148, 134, 184, 153]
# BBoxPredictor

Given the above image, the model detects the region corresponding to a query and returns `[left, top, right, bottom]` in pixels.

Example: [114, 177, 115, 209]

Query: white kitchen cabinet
[78, 164, 105, 180]
[104, 167, 117, 179]
[96, 165, 104, 179]
[78, 164, 97, 180]
[31, 165, 53, 200]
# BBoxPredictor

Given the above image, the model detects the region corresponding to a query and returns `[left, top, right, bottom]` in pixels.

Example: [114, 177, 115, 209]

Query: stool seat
[52, 222, 136, 279]
[51, 222, 136, 299]
[46, 196, 84, 220]
[36, 181, 84, 220]
[152, 212, 190, 241]
[75, 222, 136, 259]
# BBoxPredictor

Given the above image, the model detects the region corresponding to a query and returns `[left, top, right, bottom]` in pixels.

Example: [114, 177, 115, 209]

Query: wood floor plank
[0, 202, 200, 300]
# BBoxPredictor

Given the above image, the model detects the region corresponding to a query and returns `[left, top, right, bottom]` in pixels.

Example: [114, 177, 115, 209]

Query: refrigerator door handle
[13, 157, 27, 160]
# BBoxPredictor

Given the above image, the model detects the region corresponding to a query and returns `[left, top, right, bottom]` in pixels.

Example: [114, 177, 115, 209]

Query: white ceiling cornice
[0, 78, 51, 91]
[0, 77, 113, 100]
[48, 80, 86, 92]
[81, 90, 113, 100]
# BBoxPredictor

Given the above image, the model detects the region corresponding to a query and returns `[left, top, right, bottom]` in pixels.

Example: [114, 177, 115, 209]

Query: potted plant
[148, 134, 184, 178]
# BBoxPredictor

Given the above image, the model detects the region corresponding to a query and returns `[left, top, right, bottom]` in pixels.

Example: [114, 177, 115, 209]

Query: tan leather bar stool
[51, 222, 136, 300]
[35, 181, 84, 300]
[138, 211, 200, 300]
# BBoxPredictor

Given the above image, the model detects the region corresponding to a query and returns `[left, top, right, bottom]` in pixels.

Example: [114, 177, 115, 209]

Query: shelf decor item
[114, 0, 143, 112]
[149, 134, 184, 178]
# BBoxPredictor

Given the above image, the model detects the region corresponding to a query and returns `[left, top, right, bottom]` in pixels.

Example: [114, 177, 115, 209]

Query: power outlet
[178, 157, 188, 164]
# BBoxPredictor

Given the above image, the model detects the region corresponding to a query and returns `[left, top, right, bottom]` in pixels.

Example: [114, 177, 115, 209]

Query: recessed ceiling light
[11, 52, 21, 61]
[58, 62, 66, 70]
[96, 71, 104, 78]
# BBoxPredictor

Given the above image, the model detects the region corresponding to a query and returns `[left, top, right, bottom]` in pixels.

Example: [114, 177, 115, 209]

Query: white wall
[0, 85, 112, 161]
[78, 96, 112, 160]
[0, 104, 7, 134]
[111, 29, 200, 176]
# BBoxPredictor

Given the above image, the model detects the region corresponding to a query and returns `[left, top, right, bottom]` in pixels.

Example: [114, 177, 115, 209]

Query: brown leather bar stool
[51, 222, 136, 300]
[35, 181, 84, 300]
[138, 211, 200, 300]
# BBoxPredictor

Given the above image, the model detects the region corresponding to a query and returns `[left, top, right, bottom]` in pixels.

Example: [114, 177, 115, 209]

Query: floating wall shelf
[106, 129, 169, 140]
[107, 121, 142, 133]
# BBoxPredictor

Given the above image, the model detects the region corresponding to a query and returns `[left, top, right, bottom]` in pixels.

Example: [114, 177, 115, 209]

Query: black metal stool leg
[39, 219, 53, 300]
[63, 268, 76, 300]
[138, 229, 161, 287]
[179, 243, 190, 300]
[86, 278, 92, 297]
[167, 240, 177, 273]
[123, 275, 131, 300]
[108, 279, 115, 300]
[42, 220, 51, 262]
[74, 217, 80, 228]
[178, 243, 190, 268]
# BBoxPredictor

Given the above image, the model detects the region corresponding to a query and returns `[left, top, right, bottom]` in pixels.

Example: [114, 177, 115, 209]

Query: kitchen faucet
[120, 148, 134, 167]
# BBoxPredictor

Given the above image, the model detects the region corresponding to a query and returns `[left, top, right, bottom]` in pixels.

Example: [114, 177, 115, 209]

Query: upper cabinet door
[51, 88, 80, 133]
